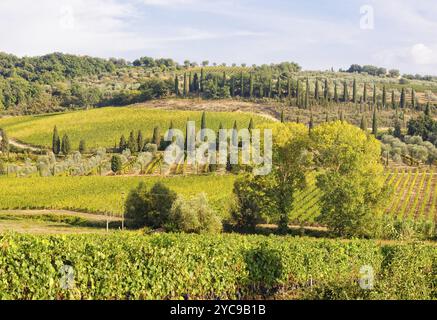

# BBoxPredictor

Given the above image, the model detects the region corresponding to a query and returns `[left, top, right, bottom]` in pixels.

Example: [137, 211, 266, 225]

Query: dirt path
[0, 135, 42, 152]
[0, 209, 122, 222]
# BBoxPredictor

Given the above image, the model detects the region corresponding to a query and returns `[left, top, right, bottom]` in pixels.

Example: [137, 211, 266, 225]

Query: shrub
[167, 193, 222, 234]
[125, 182, 177, 229]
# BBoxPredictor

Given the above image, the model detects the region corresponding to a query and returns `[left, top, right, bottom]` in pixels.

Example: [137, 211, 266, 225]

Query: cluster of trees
[118, 126, 162, 154]
[51, 126, 86, 155]
[346, 64, 399, 77]
[232, 121, 388, 238]
[125, 182, 222, 233]
[381, 134, 437, 165]
[407, 104, 437, 146]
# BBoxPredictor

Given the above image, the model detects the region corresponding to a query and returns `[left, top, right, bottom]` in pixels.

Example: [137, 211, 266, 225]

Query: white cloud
[411, 43, 437, 65]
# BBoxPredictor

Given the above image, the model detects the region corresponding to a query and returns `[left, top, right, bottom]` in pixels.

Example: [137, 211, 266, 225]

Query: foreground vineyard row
[0, 168, 435, 223]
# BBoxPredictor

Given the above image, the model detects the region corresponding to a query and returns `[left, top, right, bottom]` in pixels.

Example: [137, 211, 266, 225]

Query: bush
[110, 155, 122, 174]
[125, 182, 177, 229]
[167, 193, 222, 234]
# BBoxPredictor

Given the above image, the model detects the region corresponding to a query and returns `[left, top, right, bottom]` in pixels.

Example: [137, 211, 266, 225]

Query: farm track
[0, 209, 122, 222]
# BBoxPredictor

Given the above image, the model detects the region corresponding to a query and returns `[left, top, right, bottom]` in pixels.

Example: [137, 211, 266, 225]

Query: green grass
[0, 106, 271, 149]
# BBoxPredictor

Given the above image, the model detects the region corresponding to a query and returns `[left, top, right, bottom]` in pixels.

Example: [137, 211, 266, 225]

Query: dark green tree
[79, 139, 86, 153]
[343, 81, 349, 103]
[111, 155, 123, 174]
[352, 79, 357, 103]
[128, 131, 137, 152]
[174, 75, 179, 96]
[61, 134, 71, 155]
[52, 126, 61, 155]
[382, 86, 387, 108]
[119, 135, 127, 152]
[372, 107, 378, 135]
[363, 83, 367, 102]
[400, 88, 406, 109]
[360, 115, 367, 131]
[137, 130, 144, 152]
[152, 126, 161, 147]
[324, 79, 329, 100]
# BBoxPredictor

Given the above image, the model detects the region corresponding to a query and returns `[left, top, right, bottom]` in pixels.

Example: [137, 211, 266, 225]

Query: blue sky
[1, 0, 437, 74]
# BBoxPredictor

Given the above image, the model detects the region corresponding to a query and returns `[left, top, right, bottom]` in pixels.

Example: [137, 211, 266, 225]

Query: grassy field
[0, 168, 435, 223]
[0, 105, 271, 149]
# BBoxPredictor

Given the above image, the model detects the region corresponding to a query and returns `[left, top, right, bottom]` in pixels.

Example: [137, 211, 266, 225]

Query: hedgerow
[0, 233, 435, 300]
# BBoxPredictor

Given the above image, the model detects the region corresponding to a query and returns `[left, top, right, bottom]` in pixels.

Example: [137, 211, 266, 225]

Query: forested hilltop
[1, 51, 437, 115]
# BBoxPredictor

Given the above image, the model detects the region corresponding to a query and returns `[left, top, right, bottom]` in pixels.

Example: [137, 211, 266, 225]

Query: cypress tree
[360, 115, 367, 131]
[315, 79, 320, 100]
[372, 107, 378, 136]
[188, 72, 192, 92]
[296, 116, 300, 123]
[259, 82, 264, 98]
[232, 120, 238, 148]
[201, 111, 207, 130]
[382, 86, 387, 108]
[352, 79, 357, 103]
[325, 113, 329, 122]
[0, 129, 9, 155]
[248, 118, 254, 132]
[424, 102, 431, 117]
[240, 72, 244, 97]
[339, 110, 344, 122]
[61, 134, 71, 155]
[411, 89, 416, 109]
[334, 82, 339, 103]
[79, 139, 86, 154]
[119, 135, 127, 152]
[287, 77, 291, 98]
[167, 121, 175, 143]
[268, 78, 273, 98]
[128, 131, 137, 152]
[276, 77, 281, 98]
[192, 73, 199, 93]
[280, 110, 285, 123]
[52, 126, 61, 155]
[183, 72, 188, 97]
[249, 73, 254, 98]
[400, 88, 406, 109]
[308, 113, 314, 133]
[394, 118, 402, 138]
[296, 80, 300, 105]
[373, 84, 377, 105]
[304, 78, 310, 109]
[324, 79, 329, 100]
[174, 75, 179, 96]
[363, 83, 367, 102]
[152, 126, 161, 148]
[391, 90, 396, 109]
[230, 77, 235, 97]
[137, 130, 144, 152]
[222, 71, 226, 88]
[343, 81, 349, 103]
[200, 68, 205, 92]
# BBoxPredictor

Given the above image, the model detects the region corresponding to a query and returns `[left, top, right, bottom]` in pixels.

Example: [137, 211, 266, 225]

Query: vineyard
[0, 232, 435, 300]
[0, 167, 436, 224]
[0, 106, 270, 150]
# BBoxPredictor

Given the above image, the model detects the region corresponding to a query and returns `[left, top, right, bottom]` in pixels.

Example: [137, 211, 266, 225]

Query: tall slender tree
[391, 90, 396, 109]
[324, 79, 329, 100]
[334, 82, 339, 103]
[373, 84, 377, 105]
[137, 130, 144, 152]
[343, 81, 348, 103]
[61, 134, 71, 155]
[411, 89, 416, 109]
[372, 107, 378, 136]
[382, 86, 387, 108]
[174, 75, 179, 96]
[183, 72, 188, 97]
[200, 68, 205, 92]
[240, 72, 244, 97]
[52, 126, 61, 155]
[304, 78, 310, 109]
[363, 83, 367, 102]
[249, 73, 254, 98]
[315, 79, 320, 100]
[360, 115, 367, 132]
[400, 88, 406, 109]
[352, 79, 357, 103]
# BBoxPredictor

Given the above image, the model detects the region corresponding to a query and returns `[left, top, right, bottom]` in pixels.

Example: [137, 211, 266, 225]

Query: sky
[1, 0, 437, 74]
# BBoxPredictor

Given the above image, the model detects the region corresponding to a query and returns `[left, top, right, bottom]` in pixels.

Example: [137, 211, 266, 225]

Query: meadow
[0, 106, 271, 149]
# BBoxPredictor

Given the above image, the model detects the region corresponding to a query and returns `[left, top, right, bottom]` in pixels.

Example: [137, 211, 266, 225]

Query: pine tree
[360, 115, 367, 131]
[137, 130, 144, 152]
[61, 134, 71, 155]
[79, 139, 86, 154]
[128, 131, 137, 152]
[400, 88, 406, 109]
[352, 79, 357, 103]
[372, 107, 378, 136]
[52, 126, 61, 155]
[152, 126, 161, 148]
[119, 135, 127, 152]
